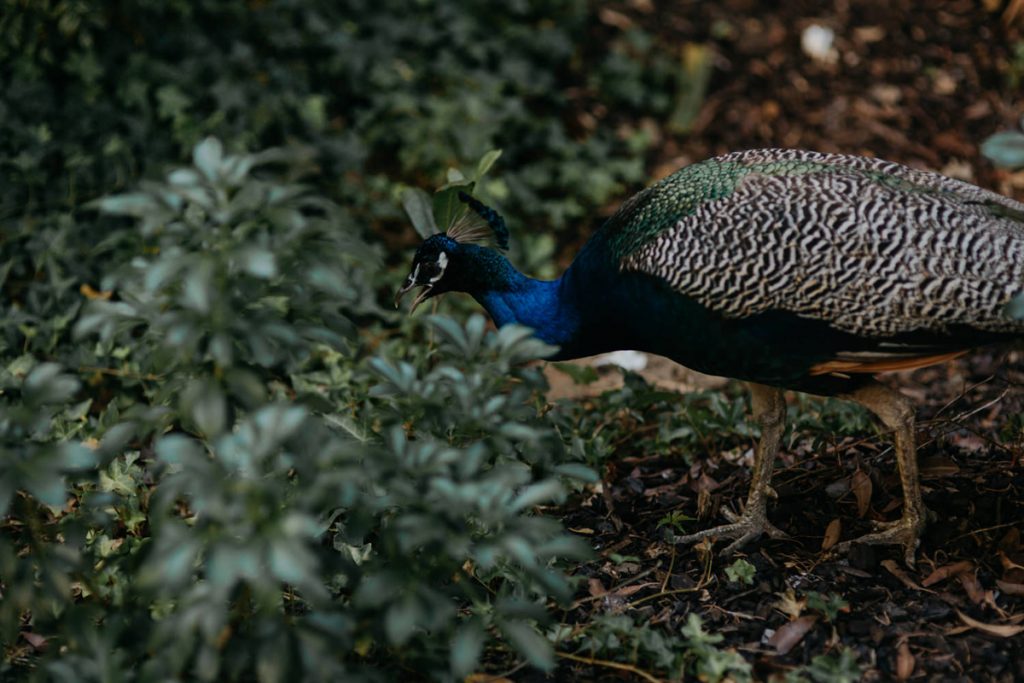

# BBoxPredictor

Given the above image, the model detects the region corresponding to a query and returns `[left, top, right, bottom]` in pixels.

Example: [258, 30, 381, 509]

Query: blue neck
[459, 239, 619, 359]
[473, 277, 577, 348]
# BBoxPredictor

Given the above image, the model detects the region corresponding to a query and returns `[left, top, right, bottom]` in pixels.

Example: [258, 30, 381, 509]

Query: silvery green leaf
[100, 422, 136, 455]
[239, 247, 278, 279]
[510, 479, 564, 512]
[25, 470, 67, 508]
[499, 620, 554, 672]
[193, 136, 224, 181]
[221, 154, 255, 185]
[88, 192, 160, 217]
[253, 405, 307, 443]
[464, 314, 487, 353]
[553, 463, 599, 483]
[192, 386, 227, 436]
[981, 131, 1024, 169]
[141, 526, 200, 589]
[209, 333, 234, 367]
[144, 257, 185, 292]
[475, 149, 502, 179]
[385, 596, 422, 646]
[425, 315, 469, 355]
[269, 538, 317, 586]
[256, 635, 289, 683]
[401, 187, 438, 238]
[58, 443, 97, 471]
[182, 260, 215, 314]
[534, 534, 594, 561]
[450, 622, 485, 677]
[353, 572, 401, 609]
[24, 363, 79, 405]
[155, 434, 202, 466]
[207, 544, 261, 591]
[168, 168, 202, 186]
[433, 182, 473, 231]
[1004, 292, 1024, 320]
[322, 413, 371, 443]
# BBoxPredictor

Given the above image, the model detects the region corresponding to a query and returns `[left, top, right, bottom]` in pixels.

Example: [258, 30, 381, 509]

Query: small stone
[802, 24, 838, 64]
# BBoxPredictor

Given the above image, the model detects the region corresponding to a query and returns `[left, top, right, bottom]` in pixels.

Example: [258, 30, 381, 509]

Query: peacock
[396, 148, 1024, 566]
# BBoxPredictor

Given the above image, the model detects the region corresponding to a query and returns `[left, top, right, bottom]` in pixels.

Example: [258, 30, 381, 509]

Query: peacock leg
[835, 382, 926, 567]
[672, 382, 788, 555]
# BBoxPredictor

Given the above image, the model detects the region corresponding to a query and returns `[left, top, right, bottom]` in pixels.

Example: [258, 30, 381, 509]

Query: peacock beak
[394, 279, 414, 308]
[394, 279, 432, 313]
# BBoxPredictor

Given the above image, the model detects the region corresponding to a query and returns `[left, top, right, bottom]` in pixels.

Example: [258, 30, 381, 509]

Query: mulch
[559, 352, 1023, 681]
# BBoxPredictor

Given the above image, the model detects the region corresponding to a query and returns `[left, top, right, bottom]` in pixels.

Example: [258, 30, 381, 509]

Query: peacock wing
[610, 149, 1024, 372]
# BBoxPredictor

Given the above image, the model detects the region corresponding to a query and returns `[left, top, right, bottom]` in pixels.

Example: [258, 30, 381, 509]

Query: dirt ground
[555, 352, 1024, 681]
[549, 2, 1024, 680]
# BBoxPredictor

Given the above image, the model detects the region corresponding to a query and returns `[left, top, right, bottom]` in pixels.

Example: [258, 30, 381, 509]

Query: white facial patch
[429, 252, 448, 284]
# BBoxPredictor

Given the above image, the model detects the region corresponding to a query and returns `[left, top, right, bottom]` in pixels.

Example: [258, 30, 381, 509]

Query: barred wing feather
[612, 150, 1024, 369]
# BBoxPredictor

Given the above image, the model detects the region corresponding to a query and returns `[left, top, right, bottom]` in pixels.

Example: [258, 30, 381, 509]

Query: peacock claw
[671, 508, 788, 556]
[835, 513, 924, 568]
[870, 518, 902, 531]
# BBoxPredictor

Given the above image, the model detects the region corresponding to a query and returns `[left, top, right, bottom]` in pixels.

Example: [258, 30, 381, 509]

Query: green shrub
[0, 138, 601, 680]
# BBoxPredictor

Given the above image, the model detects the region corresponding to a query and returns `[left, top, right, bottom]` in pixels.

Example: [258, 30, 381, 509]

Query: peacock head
[395, 193, 510, 313]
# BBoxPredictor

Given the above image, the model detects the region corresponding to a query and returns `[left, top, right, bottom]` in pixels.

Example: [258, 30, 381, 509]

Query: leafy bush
[0, 138, 602, 680]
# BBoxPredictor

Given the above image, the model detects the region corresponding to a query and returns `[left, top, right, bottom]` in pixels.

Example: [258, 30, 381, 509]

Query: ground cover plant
[2, 1, 1024, 681]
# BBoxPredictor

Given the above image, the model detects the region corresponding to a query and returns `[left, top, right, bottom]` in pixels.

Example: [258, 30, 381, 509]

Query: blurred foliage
[2, 137, 599, 680]
[982, 125, 1024, 169]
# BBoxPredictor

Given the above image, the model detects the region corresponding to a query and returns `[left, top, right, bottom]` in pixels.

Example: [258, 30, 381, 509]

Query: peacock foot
[834, 512, 925, 568]
[670, 506, 788, 556]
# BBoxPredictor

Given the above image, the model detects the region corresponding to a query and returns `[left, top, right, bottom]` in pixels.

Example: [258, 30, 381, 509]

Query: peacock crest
[445, 192, 510, 251]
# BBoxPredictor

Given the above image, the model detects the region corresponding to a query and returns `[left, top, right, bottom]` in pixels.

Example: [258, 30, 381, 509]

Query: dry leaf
[919, 455, 960, 477]
[773, 589, 807, 620]
[767, 615, 818, 655]
[696, 488, 713, 520]
[882, 560, 928, 592]
[851, 469, 872, 518]
[896, 641, 915, 680]
[999, 549, 1024, 572]
[948, 431, 986, 453]
[79, 283, 112, 300]
[983, 591, 1007, 618]
[821, 518, 841, 550]
[958, 572, 986, 605]
[955, 609, 1024, 638]
[1005, 0, 1024, 26]
[997, 528, 1021, 553]
[465, 675, 513, 683]
[21, 632, 48, 650]
[610, 582, 659, 598]
[922, 560, 974, 587]
[598, 8, 633, 29]
[996, 579, 1024, 596]
[587, 578, 607, 597]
